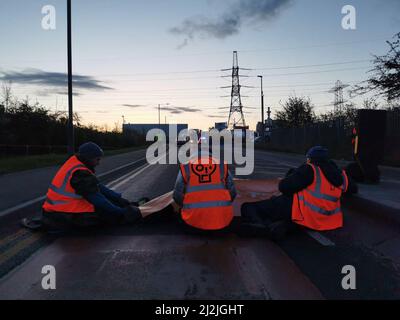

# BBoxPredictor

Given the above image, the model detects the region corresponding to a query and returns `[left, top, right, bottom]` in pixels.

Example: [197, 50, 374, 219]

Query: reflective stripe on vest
[298, 195, 341, 216]
[304, 168, 340, 202]
[48, 164, 86, 199]
[186, 183, 225, 193]
[45, 197, 68, 205]
[43, 156, 95, 214]
[183, 200, 232, 210]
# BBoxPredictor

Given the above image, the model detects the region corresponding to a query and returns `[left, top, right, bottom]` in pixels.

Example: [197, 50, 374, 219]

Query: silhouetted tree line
[274, 95, 398, 130]
[0, 96, 145, 155]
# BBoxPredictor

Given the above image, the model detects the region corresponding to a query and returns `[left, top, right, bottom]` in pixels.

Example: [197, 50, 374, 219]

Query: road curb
[343, 195, 400, 226]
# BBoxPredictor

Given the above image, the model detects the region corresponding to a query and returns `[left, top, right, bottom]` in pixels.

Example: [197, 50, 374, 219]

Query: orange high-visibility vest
[180, 157, 233, 230]
[291, 163, 348, 231]
[42, 155, 95, 214]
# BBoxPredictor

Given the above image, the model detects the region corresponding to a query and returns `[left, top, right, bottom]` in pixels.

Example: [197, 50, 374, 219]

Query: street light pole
[258, 75, 265, 137]
[67, 0, 74, 154]
[158, 103, 169, 129]
[158, 104, 161, 128]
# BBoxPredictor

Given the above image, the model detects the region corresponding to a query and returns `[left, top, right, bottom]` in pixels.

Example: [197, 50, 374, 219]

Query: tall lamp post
[158, 103, 170, 128]
[257, 75, 265, 138]
[67, 0, 74, 154]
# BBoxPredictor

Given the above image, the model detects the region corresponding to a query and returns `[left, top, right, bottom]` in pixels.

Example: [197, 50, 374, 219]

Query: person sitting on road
[27, 142, 143, 231]
[173, 150, 237, 233]
[241, 146, 358, 241]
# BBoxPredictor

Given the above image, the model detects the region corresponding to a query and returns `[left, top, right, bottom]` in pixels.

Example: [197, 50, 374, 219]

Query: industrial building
[123, 123, 188, 138]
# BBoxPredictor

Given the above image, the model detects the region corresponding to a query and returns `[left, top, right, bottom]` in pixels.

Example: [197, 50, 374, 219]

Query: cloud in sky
[207, 115, 226, 118]
[170, 0, 293, 47]
[34, 89, 82, 97]
[158, 106, 202, 114]
[0, 69, 113, 92]
[122, 104, 146, 108]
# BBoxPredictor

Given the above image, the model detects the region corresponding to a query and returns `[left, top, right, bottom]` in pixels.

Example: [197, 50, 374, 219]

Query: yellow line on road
[0, 229, 29, 248]
[0, 232, 43, 266]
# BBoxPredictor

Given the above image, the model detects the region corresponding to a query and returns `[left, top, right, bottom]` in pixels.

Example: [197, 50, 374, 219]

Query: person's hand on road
[117, 197, 131, 207]
[123, 205, 142, 224]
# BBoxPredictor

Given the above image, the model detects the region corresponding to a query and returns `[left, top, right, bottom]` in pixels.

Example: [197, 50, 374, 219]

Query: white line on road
[98, 157, 146, 179]
[110, 164, 152, 190]
[111, 153, 169, 190]
[0, 196, 46, 218]
[306, 230, 336, 247]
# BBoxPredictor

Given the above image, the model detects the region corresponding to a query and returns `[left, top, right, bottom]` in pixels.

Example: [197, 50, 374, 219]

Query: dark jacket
[278, 160, 358, 197]
[69, 169, 127, 216]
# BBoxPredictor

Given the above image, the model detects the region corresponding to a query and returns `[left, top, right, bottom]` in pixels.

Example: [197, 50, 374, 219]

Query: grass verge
[0, 146, 146, 175]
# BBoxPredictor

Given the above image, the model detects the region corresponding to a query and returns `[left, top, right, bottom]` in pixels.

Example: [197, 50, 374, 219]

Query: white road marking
[0, 196, 46, 218]
[106, 163, 147, 188]
[110, 164, 152, 190]
[98, 157, 146, 179]
[306, 230, 336, 247]
[111, 153, 168, 190]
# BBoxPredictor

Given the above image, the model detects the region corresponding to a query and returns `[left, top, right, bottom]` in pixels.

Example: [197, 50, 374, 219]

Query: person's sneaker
[267, 221, 288, 242]
[20, 217, 43, 231]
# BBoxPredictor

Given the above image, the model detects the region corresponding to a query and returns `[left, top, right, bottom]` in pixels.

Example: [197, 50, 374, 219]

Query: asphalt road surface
[0, 149, 400, 299]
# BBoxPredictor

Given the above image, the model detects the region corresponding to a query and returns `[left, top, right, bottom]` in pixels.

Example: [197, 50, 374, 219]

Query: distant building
[256, 118, 274, 137]
[123, 123, 188, 139]
[214, 122, 228, 131]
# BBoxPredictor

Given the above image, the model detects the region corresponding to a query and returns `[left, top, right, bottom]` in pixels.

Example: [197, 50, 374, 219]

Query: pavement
[0, 148, 400, 299]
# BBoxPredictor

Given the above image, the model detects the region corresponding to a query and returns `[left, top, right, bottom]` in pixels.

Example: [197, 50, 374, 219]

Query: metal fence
[262, 109, 400, 166]
[385, 108, 400, 165]
[264, 119, 353, 160]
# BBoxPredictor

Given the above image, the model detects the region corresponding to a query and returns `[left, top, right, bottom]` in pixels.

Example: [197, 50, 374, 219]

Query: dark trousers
[42, 201, 126, 231]
[241, 194, 295, 228]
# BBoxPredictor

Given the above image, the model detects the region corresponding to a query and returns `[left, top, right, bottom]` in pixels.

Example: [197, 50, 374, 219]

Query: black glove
[123, 205, 142, 224]
[117, 197, 131, 207]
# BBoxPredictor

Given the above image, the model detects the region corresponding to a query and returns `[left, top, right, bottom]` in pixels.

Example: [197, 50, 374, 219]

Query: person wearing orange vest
[32, 142, 142, 230]
[241, 146, 357, 240]
[173, 153, 237, 232]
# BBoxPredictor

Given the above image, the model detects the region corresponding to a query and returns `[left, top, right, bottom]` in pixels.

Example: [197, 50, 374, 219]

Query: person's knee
[241, 202, 256, 221]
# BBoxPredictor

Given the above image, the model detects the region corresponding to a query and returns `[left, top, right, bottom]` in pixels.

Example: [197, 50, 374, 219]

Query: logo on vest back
[192, 164, 217, 183]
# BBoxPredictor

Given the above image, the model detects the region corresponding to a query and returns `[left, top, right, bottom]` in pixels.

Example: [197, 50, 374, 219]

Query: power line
[2, 37, 387, 63]
[256, 66, 369, 78]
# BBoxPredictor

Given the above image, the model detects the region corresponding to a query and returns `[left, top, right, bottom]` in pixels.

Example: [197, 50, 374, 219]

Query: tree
[275, 96, 315, 128]
[352, 32, 400, 102]
[362, 97, 380, 109]
[1, 81, 13, 111]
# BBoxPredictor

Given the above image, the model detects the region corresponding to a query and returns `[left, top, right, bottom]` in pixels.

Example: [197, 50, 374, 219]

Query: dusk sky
[1, 0, 399, 130]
